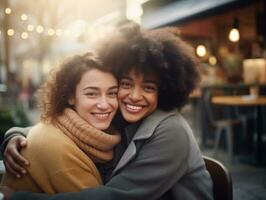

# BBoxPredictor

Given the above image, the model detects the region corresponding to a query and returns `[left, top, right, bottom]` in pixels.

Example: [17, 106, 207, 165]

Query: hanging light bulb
[229, 17, 240, 42]
[196, 44, 207, 57]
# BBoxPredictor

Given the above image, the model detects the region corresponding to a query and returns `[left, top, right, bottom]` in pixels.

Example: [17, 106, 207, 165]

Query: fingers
[4, 148, 28, 176]
[3, 136, 29, 178]
[9, 146, 29, 166]
[12, 136, 29, 165]
[4, 159, 22, 178]
[18, 137, 27, 148]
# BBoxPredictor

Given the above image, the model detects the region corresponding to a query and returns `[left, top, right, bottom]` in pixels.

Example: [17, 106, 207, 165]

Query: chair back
[203, 156, 233, 200]
[202, 89, 217, 126]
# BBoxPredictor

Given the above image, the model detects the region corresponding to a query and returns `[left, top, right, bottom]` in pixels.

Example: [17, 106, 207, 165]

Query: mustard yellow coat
[2, 123, 102, 194]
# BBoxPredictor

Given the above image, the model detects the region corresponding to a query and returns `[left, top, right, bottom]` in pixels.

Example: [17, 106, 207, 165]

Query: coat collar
[111, 109, 178, 176]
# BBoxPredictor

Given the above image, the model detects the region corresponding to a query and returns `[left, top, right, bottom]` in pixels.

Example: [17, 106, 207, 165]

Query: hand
[3, 135, 29, 178]
[0, 186, 14, 200]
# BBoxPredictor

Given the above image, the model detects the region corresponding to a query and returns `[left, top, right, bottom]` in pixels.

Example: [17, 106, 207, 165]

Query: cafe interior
[142, 0, 266, 199]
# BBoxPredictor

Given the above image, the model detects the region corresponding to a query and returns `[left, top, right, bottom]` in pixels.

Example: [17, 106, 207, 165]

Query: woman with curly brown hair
[1, 52, 121, 193]
[2, 22, 213, 200]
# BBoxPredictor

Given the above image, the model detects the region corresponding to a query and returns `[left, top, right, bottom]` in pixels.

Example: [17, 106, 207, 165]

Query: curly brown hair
[37, 52, 115, 122]
[97, 22, 200, 111]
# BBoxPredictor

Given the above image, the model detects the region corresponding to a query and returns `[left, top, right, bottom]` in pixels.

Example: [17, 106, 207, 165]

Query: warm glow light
[64, 29, 71, 36]
[209, 56, 217, 66]
[229, 28, 240, 42]
[55, 29, 63, 36]
[196, 45, 207, 57]
[126, 0, 143, 24]
[27, 24, 34, 31]
[21, 14, 28, 21]
[36, 25, 44, 33]
[94, 11, 121, 25]
[7, 29, 15, 36]
[21, 32, 29, 39]
[5, 8, 12, 14]
[47, 29, 55, 36]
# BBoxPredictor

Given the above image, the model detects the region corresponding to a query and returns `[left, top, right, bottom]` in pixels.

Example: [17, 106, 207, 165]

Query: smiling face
[118, 69, 159, 123]
[69, 68, 118, 130]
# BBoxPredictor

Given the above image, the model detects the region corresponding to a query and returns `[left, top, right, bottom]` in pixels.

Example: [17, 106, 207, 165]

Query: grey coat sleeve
[1, 127, 31, 155]
[10, 118, 190, 200]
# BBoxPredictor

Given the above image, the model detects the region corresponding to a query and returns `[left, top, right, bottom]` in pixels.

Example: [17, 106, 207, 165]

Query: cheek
[112, 99, 119, 110]
[76, 98, 95, 110]
[118, 89, 126, 101]
[149, 94, 158, 109]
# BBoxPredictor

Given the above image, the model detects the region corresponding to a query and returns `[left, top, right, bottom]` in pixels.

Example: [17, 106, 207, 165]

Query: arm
[1, 127, 31, 177]
[1, 127, 31, 155]
[10, 118, 190, 200]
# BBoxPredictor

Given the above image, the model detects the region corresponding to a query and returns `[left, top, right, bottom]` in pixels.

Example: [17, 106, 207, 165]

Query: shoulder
[27, 123, 73, 149]
[24, 124, 98, 176]
[144, 110, 192, 142]
[25, 123, 85, 163]
[141, 110, 196, 158]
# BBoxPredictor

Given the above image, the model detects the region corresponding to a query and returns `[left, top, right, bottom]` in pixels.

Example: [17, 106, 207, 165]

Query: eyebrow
[83, 86, 118, 91]
[144, 80, 159, 85]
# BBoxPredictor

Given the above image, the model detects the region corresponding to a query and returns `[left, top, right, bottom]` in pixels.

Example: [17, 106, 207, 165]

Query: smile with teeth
[125, 103, 143, 112]
[92, 112, 111, 120]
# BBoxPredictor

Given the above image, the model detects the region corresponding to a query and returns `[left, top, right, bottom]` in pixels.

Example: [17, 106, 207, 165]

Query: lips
[124, 103, 145, 113]
[91, 112, 111, 120]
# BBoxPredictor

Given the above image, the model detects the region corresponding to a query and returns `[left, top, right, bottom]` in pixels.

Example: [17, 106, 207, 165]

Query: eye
[143, 84, 158, 93]
[120, 80, 132, 89]
[84, 92, 98, 97]
[107, 90, 118, 98]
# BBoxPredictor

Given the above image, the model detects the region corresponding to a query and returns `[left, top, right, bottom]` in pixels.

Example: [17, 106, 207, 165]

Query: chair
[202, 89, 242, 162]
[203, 156, 233, 200]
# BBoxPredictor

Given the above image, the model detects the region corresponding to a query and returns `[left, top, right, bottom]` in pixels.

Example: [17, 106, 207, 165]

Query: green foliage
[0, 103, 30, 147]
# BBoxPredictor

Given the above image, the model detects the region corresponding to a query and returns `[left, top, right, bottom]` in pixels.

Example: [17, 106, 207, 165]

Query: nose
[129, 88, 142, 101]
[97, 96, 109, 110]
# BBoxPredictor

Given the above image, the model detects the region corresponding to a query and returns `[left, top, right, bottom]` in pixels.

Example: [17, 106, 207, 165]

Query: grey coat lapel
[111, 109, 177, 176]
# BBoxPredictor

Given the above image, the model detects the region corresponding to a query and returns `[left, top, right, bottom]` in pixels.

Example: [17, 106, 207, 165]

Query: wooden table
[212, 95, 266, 165]
[212, 96, 266, 106]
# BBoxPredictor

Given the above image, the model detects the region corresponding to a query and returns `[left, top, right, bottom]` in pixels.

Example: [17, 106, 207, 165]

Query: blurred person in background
[1, 22, 213, 200]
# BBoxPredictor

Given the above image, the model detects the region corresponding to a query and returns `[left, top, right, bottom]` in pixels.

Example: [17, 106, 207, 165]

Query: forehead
[78, 68, 117, 87]
[122, 69, 158, 82]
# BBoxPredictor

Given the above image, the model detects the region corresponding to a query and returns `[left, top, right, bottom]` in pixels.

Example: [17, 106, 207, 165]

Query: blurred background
[0, 0, 266, 199]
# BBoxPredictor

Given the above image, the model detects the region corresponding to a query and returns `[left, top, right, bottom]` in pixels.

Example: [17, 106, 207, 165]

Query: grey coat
[9, 109, 213, 200]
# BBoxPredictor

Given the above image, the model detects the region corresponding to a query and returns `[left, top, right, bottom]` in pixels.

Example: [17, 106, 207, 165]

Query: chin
[94, 122, 112, 131]
[122, 113, 143, 123]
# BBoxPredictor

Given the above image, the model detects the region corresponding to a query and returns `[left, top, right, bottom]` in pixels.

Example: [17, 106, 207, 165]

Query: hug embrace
[1, 22, 213, 200]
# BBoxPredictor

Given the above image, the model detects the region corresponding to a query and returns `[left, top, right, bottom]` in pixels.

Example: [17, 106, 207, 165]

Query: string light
[7, 29, 15, 36]
[36, 25, 44, 33]
[27, 24, 34, 31]
[5, 8, 12, 14]
[21, 14, 28, 21]
[21, 32, 29, 39]
[47, 29, 55, 36]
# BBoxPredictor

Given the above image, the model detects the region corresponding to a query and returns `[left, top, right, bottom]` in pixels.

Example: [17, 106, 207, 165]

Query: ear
[68, 97, 75, 105]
